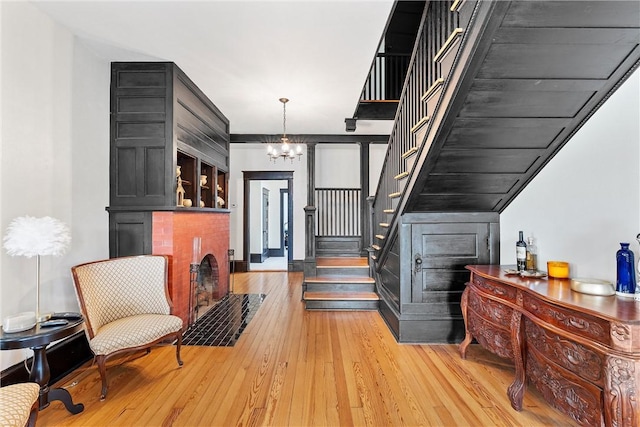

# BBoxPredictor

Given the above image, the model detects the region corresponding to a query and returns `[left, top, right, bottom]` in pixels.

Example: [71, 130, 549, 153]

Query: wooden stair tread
[316, 257, 368, 267]
[304, 292, 379, 301]
[305, 276, 375, 284]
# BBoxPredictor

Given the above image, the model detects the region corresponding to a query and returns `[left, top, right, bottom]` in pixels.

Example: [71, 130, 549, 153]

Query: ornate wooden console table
[460, 265, 640, 427]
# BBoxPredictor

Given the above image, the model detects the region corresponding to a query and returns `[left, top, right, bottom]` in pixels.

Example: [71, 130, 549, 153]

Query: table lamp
[3, 216, 71, 323]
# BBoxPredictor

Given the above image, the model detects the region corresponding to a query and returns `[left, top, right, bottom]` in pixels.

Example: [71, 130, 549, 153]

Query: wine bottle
[516, 231, 527, 272]
[525, 236, 537, 272]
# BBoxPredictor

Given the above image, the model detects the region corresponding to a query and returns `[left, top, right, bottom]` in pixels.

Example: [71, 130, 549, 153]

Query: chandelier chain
[282, 101, 287, 138]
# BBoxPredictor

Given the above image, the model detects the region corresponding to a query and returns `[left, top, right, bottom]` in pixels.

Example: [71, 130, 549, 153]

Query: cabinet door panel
[411, 222, 491, 303]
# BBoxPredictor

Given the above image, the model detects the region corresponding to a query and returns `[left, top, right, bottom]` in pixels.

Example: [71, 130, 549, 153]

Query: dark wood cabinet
[108, 62, 230, 257]
[377, 212, 499, 343]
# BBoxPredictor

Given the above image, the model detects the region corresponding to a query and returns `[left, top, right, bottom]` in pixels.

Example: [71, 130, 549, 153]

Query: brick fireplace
[151, 211, 230, 326]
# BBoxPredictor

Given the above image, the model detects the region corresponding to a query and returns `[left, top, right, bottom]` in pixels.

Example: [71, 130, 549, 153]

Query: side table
[0, 318, 85, 414]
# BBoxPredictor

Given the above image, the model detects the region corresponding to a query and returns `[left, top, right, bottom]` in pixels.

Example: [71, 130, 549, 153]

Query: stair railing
[361, 53, 412, 102]
[369, 0, 461, 263]
[315, 188, 362, 237]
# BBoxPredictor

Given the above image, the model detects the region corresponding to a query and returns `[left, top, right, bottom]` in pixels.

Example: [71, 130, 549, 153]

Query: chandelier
[267, 98, 303, 162]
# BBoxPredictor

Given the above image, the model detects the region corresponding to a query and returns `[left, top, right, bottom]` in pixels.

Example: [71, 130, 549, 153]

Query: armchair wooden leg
[175, 333, 184, 367]
[26, 401, 38, 427]
[96, 355, 108, 400]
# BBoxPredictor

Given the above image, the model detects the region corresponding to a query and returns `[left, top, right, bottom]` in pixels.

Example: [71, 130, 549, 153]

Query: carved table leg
[604, 356, 638, 427]
[507, 304, 525, 411]
[459, 286, 473, 359]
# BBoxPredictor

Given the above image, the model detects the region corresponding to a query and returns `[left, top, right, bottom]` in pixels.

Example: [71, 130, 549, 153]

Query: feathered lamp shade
[3, 216, 71, 321]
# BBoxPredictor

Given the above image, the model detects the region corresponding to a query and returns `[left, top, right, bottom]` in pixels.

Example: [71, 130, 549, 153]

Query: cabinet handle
[568, 317, 587, 330]
[414, 254, 423, 274]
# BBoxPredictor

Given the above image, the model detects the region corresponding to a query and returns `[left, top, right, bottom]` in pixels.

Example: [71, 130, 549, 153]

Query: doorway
[243, 171, 294, 271]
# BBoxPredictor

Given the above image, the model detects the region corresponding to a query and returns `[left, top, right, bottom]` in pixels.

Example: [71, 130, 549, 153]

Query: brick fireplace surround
[151, 211, 230, 326]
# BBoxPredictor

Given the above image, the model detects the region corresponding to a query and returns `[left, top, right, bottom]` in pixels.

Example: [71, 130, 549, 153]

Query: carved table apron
[460, 265, 640, 427]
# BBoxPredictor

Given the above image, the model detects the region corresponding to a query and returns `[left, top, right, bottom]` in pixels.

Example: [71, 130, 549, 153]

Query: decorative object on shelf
[570, 278, 615, 296]
[547, 261, 569, 279]
[636, 233, 640, 301]
[200, 200, 205, 208]
[176, 166, 185, 206]
[266, 97, 303, 163]
[516, 230, 527, 272]
[182, 199, 193, 208]
[616, 242, 636, 297]
[3, 216, 71, 322]
[525, 235, 537, 272]
[217, 184, 225, 207]
[200, 175, 207, 187]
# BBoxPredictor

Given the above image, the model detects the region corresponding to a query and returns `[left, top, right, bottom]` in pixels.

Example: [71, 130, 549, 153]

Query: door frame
[243, 171, 294, 271]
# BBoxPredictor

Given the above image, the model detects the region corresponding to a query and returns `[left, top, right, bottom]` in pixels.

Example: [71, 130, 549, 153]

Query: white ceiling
[33, 0, 396, 136]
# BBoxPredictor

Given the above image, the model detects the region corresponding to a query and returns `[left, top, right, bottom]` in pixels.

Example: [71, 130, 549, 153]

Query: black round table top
[0, 317, 84, 350]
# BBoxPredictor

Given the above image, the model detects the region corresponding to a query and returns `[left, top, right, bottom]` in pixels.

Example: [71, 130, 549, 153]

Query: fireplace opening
[192, 253, 220, 322]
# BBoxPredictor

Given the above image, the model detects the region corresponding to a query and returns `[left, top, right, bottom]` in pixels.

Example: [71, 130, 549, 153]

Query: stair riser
[316, 267, 370, 276]
[305, 283, 376, 293]
[305, 300, 379, 310]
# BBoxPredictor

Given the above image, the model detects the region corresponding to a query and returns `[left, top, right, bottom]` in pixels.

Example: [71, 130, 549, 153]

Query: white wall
[369, 144, 387, 196]
[0, 2, 110, 370]
[228, 144, 307, 261]
[501, 69, 640, 282]
[316, 144, 359, 188]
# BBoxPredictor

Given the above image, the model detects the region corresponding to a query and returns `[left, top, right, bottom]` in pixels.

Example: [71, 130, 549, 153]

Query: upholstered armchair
[0, 382, 40, 427]
[71, 255, 183, 400]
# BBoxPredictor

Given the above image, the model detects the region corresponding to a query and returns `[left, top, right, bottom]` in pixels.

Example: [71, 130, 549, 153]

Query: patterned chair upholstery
[71, 255, 183, 400]
[0, 382, 40, 427]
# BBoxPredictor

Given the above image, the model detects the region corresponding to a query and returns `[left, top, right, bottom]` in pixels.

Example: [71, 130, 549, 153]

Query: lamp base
[2, 312, 37, 333]
[37, 312, 53, 322]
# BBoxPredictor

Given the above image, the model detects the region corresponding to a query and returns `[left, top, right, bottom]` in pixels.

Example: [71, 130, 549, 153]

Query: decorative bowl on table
[570, 278, 615, 296]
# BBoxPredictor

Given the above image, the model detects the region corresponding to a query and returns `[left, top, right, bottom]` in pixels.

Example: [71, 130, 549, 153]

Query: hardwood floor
[38, 271, 577, 426]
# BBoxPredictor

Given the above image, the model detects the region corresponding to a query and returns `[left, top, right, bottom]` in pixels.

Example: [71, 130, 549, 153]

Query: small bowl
[547, 261, 569, 278]
[570, 278, 615, 296]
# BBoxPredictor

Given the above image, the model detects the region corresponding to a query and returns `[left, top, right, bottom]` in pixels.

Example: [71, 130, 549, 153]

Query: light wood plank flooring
[38, 271, 577, 426]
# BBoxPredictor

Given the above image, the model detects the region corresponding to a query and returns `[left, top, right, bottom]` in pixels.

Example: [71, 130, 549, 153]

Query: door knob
[414, 254, 423, 273]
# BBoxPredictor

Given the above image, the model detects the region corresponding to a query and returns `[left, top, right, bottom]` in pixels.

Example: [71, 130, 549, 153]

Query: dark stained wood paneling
[477, 43, 635, 80]
[411, 195, 504, 212]
[501, 1, 640, 28]
[108, 211, 152, 258]
[399, 1, 640, 215]
[116, 70, 166, 88]
[433, 149, 540, 174]
[460, 90, 594, 118]
[118, 96, 166, 113]
[109, 62, 230, 257]
[447, 126, 561, 149]
[421, 174, 518, 194]
[492, 28, 640, 45]
[115, 147, 137, 196]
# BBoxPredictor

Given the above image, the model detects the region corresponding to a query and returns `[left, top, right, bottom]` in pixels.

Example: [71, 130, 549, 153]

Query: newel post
[304, 143, 317, 277]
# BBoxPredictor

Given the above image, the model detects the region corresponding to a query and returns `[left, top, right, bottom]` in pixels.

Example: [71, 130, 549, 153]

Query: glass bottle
[636, 234, 640, 300]
[516, 231, 527, 272]
[616, 242, 636, 297]
[525, 236, 537, 272]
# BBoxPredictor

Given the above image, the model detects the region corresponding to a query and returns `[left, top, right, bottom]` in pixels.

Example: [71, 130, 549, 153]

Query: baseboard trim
[0, 331, 93, 386]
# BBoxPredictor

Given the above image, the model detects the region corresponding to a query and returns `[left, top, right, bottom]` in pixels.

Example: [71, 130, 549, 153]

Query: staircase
[302, 257, 378, 310]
